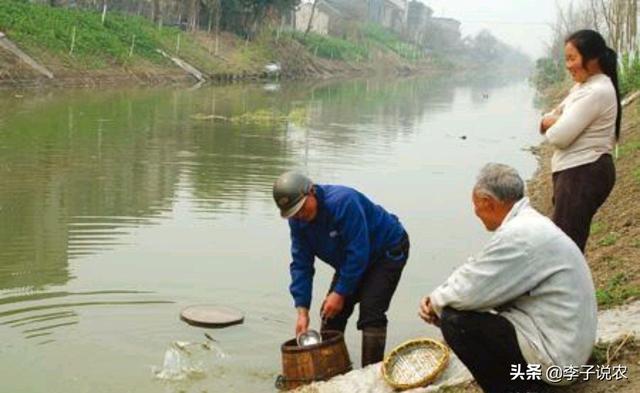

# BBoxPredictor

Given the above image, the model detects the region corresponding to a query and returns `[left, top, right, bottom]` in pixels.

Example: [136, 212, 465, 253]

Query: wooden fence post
[69, 26, 76, 55]
[129, 34, 136, 57]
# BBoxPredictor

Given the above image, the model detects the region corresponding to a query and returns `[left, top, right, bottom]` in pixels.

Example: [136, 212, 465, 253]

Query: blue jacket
[288, 184, 405, 308]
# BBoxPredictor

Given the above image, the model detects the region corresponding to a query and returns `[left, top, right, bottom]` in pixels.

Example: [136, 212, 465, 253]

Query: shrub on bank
[531, 57, 566, 91]
[532, 52, 640, 97]
[287, 31, 369, 62]
[285, 24, 426, 62]
[620, 53, 640, 96]
[362, 24, 423, 61]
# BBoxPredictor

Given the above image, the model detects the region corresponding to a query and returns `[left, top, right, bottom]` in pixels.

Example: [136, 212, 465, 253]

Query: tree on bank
[38, 0, 300, 39]
[533, 0, 640, 94]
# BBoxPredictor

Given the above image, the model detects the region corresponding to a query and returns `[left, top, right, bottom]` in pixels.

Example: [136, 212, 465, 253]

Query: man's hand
[540, 114, 559, 134]
[320, 292, 344, 320]
[295, 308, 310, 336]
[418, 296, 440, 326]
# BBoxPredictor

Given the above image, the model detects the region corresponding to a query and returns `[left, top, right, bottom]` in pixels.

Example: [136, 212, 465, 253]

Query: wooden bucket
[275, 330, 352, 390]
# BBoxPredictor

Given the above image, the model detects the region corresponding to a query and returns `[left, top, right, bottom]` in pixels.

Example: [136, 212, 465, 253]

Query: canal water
[0, 75, 543, 392]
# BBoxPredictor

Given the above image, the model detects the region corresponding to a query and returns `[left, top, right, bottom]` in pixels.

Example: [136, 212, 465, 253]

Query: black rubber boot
[361, 327, 387, 367]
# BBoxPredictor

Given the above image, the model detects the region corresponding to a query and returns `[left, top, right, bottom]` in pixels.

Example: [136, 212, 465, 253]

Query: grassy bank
[0, 1, 439, 86]
[0, 0, 279, 82]
[0, 0, 170, 68]
[284, 24, 425, 62]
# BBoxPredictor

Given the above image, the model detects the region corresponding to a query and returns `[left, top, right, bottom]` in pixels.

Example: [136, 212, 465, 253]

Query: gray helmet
[273, 171, 313, 218]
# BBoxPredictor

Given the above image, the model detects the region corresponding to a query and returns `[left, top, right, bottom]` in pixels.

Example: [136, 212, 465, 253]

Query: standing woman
[540, 29, 620, 252]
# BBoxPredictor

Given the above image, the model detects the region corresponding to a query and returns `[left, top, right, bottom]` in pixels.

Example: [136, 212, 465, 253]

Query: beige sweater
[544, 73, 617, 172]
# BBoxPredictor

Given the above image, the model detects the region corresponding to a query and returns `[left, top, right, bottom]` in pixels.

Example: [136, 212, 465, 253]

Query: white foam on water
[153, 340, 226, 382]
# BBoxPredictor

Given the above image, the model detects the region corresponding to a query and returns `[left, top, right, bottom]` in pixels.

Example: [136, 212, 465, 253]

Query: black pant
[440, 308, 548, 393]
[322, 233, 409, 332]
[552, 154, 615, 252]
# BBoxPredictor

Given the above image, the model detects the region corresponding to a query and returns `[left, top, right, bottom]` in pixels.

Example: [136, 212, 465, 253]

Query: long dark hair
[566, 29, 621, 140]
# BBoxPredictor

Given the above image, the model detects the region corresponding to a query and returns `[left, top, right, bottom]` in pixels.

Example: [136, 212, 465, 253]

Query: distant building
[424, 17, 462, 51]
[430, 17, 461, 41]
[406, 1, 433, 30]
[406, 0, 433, 43]
[368, 0, 407, 33]
[326, 0, 368, 20]
[294, 2, 329, 35]
[292, 0, 408, 37]
[293, 1, 349, 36]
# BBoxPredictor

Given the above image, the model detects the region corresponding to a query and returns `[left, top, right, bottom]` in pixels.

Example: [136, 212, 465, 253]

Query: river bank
[0, 1, 447, 89]
[0, 30, 442, 89]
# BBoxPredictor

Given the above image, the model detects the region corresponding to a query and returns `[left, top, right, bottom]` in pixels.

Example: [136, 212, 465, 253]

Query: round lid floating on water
[180, 305, 244, 328]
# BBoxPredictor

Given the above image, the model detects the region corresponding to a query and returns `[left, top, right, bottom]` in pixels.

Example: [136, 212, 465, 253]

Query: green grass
[620, 53, 640, 95]
[590, 221, 605, 235]
[532, 57, 566, 92]
[633, 167, 640, 184]
[362, 24, 422, 61]
[285, 24, 425, 63]
[0, 1, 432, 75]
[618, 140, 640, 158]
[604, 256, 622, 269]
[598, 232, 620, 247]
[0, 0, 191, 68]
[596, 272, 640, 307]
[590, 343, 609, 364]
[287, 31, 369, 61]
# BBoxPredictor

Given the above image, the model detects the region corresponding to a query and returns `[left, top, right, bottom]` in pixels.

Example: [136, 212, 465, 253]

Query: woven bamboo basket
[381, 338, 450, 391]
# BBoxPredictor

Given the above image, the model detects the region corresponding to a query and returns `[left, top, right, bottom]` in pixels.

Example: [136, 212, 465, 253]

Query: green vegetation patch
[634, 167, 640, 184]
[596, 272, 640, 307]
[618, 140, 640, 158]
[598, 232, 620, 247]
[0, 0, 180, 67]
[285, 24, 424, 63]
[287, 31, 368, 62]
[191, 107, 308, 126]
[590, 221, 605, 236]
[531, 57, 566, 91]
[362, 24, 422, 60]
[620, 53, 640, 96]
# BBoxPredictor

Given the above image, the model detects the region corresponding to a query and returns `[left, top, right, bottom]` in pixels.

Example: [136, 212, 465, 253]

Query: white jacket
[430, 198, 597, 384]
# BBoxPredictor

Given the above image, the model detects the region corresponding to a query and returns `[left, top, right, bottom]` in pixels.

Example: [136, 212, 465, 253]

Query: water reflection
[0, 76, 466, 293]
[0, 75, 541, 392]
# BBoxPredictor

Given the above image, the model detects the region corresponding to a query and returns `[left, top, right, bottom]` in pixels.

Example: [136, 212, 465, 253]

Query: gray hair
[474, 163, 525, 202]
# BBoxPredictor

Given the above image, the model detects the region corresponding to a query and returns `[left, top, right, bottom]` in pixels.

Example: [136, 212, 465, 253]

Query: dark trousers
[552, 154, 615, 252]
[440, 308, 548, 393]
[322, 233, 409, 332]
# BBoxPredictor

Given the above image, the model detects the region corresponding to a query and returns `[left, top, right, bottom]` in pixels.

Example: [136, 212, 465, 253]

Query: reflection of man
[273, 172, 409, 366]
[419, 163, 596, 393]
